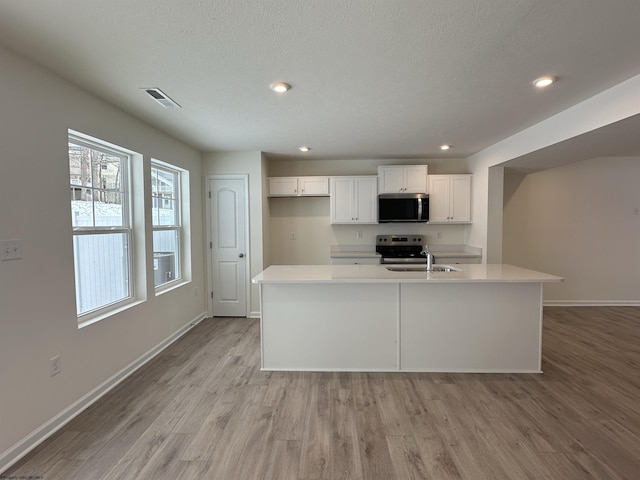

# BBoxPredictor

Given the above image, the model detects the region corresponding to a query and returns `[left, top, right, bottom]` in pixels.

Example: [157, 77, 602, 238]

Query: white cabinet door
[355, 176, 378, 223]
[268, 177, 298, 196]
[330, 176, 378, 224]
[428, 174, 471, 223]
[330, 177, 356, 223]
[378, 166, 405, 193]
[403, 165, 428, 193]
[450, 175, 471, 222]
[299, 176, 329, 196]
[427, 175, 451, 222]
[378, 165, 428, 193]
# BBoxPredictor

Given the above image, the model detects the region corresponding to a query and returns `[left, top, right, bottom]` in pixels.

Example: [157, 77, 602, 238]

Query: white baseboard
[248, 310, 261, 318]
[0, 312, 208, 475]
[544, 300, 640, 307]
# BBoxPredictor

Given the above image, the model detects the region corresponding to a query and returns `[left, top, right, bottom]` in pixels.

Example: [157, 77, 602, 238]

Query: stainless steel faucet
[420, 245, 433, 271]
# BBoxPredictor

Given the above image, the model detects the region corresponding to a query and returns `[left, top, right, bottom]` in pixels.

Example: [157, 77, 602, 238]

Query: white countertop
[253, 264, 563, 284]
[328, 244, 482, 260]
[329, 251, 382, 258]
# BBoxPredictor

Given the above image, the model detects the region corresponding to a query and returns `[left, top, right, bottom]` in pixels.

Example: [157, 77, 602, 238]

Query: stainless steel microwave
[378, 193, 429, 223]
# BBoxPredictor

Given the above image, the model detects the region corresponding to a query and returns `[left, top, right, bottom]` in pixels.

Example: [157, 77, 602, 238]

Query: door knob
[238, 253, 245, 258]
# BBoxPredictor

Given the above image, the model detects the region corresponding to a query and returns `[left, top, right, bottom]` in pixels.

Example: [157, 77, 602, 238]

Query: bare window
[151, 162, 183, 287]
[69, 135, 132, 316]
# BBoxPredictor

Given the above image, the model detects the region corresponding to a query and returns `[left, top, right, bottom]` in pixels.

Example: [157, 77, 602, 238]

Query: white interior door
[209, 176, 248, 317]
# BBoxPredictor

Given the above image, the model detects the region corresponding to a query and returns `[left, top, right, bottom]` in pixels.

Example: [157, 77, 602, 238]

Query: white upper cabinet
[268, 177, 299, 196]
[330, 176, 378, 224]
[428, 174, 471, 223]
[268, 176, 329, 197]
[378, 165, 428, 193]
[298, 176, 330, 196]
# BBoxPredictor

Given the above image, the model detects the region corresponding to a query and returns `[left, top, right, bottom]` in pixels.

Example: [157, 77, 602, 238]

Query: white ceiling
[1, 0, 640, 162]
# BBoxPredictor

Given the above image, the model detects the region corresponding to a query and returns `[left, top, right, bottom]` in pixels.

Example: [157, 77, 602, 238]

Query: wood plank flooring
[4, 306, 640, 479]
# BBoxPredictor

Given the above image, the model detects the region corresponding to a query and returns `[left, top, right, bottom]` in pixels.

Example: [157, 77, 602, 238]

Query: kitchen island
[252, 264, 563, 373]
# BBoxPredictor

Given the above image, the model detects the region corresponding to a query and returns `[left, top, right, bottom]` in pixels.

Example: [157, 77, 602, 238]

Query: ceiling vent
[142, 88, 181, 108]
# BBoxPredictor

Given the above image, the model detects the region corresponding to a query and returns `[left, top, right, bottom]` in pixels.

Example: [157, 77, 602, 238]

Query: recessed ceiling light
[532, 76, 557, 88]
[439, 144, 451, 151]
[298, 146, 311, 152]
[270, 82, 292, 93]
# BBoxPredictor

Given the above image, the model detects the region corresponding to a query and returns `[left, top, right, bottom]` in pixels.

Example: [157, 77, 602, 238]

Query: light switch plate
[1, 239, 22, 261]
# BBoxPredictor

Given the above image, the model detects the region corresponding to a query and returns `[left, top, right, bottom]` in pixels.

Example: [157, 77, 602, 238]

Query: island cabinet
[268, 176, 329, 196]
[400, 283, 542, 371]
[378, 165, 428, 193]
[253, 264, 564, 373]
[428, 174, 471, 223]
[330, 176, 378, 224]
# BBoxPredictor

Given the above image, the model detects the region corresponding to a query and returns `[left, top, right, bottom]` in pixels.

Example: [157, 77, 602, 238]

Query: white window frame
[69, 133, 134, 322]
[151, 160, 184, 290]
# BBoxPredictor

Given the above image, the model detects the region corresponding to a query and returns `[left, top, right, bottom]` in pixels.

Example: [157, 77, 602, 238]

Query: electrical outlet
[291, 232, 296, 240]
[356, 231, 363, 240]
[1, 239, 22, 261]
[437, 231, 443, 239]
[49, 355, 61, 377]
[195, 287, 199, 297]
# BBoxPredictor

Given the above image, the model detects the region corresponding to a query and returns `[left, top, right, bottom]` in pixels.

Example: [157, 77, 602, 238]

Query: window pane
[155, 199, 176, 226]
[71, 188, 94, 227]
[73, 233, 130, 315]
[94, 192, 125, 227]
[153, 230, 179, 286]
[69, 142, 93, 190]
[151, 166, 178, 227]
[69, 140, 126, 228]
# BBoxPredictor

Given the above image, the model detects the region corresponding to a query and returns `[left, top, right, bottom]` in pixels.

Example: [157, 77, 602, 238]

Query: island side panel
[260, 283, 398, 371]
[400, 282, 543, 373]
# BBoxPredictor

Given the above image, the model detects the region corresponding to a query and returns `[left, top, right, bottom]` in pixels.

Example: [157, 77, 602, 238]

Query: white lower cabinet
[261, 283, 398, 371]
[330, 176, 378, 224]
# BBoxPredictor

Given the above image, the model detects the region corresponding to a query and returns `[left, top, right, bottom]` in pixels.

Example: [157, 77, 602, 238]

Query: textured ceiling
[1, 0, 640, 161]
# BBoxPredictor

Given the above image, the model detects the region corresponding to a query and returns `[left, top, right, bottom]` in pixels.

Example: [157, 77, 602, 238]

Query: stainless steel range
[375, 234, 427, 264]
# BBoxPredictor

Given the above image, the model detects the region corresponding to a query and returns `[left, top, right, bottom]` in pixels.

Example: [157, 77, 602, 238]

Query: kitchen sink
[385, 265, 462, 272]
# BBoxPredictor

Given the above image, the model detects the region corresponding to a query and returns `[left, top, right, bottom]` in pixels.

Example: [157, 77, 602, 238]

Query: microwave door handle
[417, 197, 423, 221]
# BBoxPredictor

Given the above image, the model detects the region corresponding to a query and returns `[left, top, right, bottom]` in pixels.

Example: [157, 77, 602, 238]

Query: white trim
[544, 300, 640, 307]
[205, 174, 251, 317]
[0, 312, 207, 474]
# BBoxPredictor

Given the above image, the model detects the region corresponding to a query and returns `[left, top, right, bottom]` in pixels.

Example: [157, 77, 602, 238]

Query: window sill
[78, 299, 145, 329]
[155, 279, 190, 296]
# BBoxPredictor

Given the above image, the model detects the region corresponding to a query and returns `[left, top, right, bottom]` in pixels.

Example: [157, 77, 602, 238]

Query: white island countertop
[253, 264, 563, 284]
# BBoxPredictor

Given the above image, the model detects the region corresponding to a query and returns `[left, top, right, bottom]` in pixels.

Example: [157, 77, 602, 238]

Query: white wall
[202, 151, 267, 316]
[503, 157, 640, 303]
[0, 46, 206, 466]
[468, 73, 640, 264]
[268, 157, 473, 264]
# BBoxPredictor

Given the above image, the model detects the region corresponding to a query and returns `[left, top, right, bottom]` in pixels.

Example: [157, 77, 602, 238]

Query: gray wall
[503, 157, 640, 303]
[0, 45, 206, 463]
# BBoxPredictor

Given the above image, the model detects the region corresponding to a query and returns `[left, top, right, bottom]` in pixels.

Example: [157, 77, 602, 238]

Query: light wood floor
[5, 307, 640, 479]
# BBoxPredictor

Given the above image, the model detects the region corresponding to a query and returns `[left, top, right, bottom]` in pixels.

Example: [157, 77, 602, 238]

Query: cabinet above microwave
[378, 165, 428, 194]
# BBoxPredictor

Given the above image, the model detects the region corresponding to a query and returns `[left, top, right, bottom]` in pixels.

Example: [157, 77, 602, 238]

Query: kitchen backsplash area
[268, 196, 473, 265]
